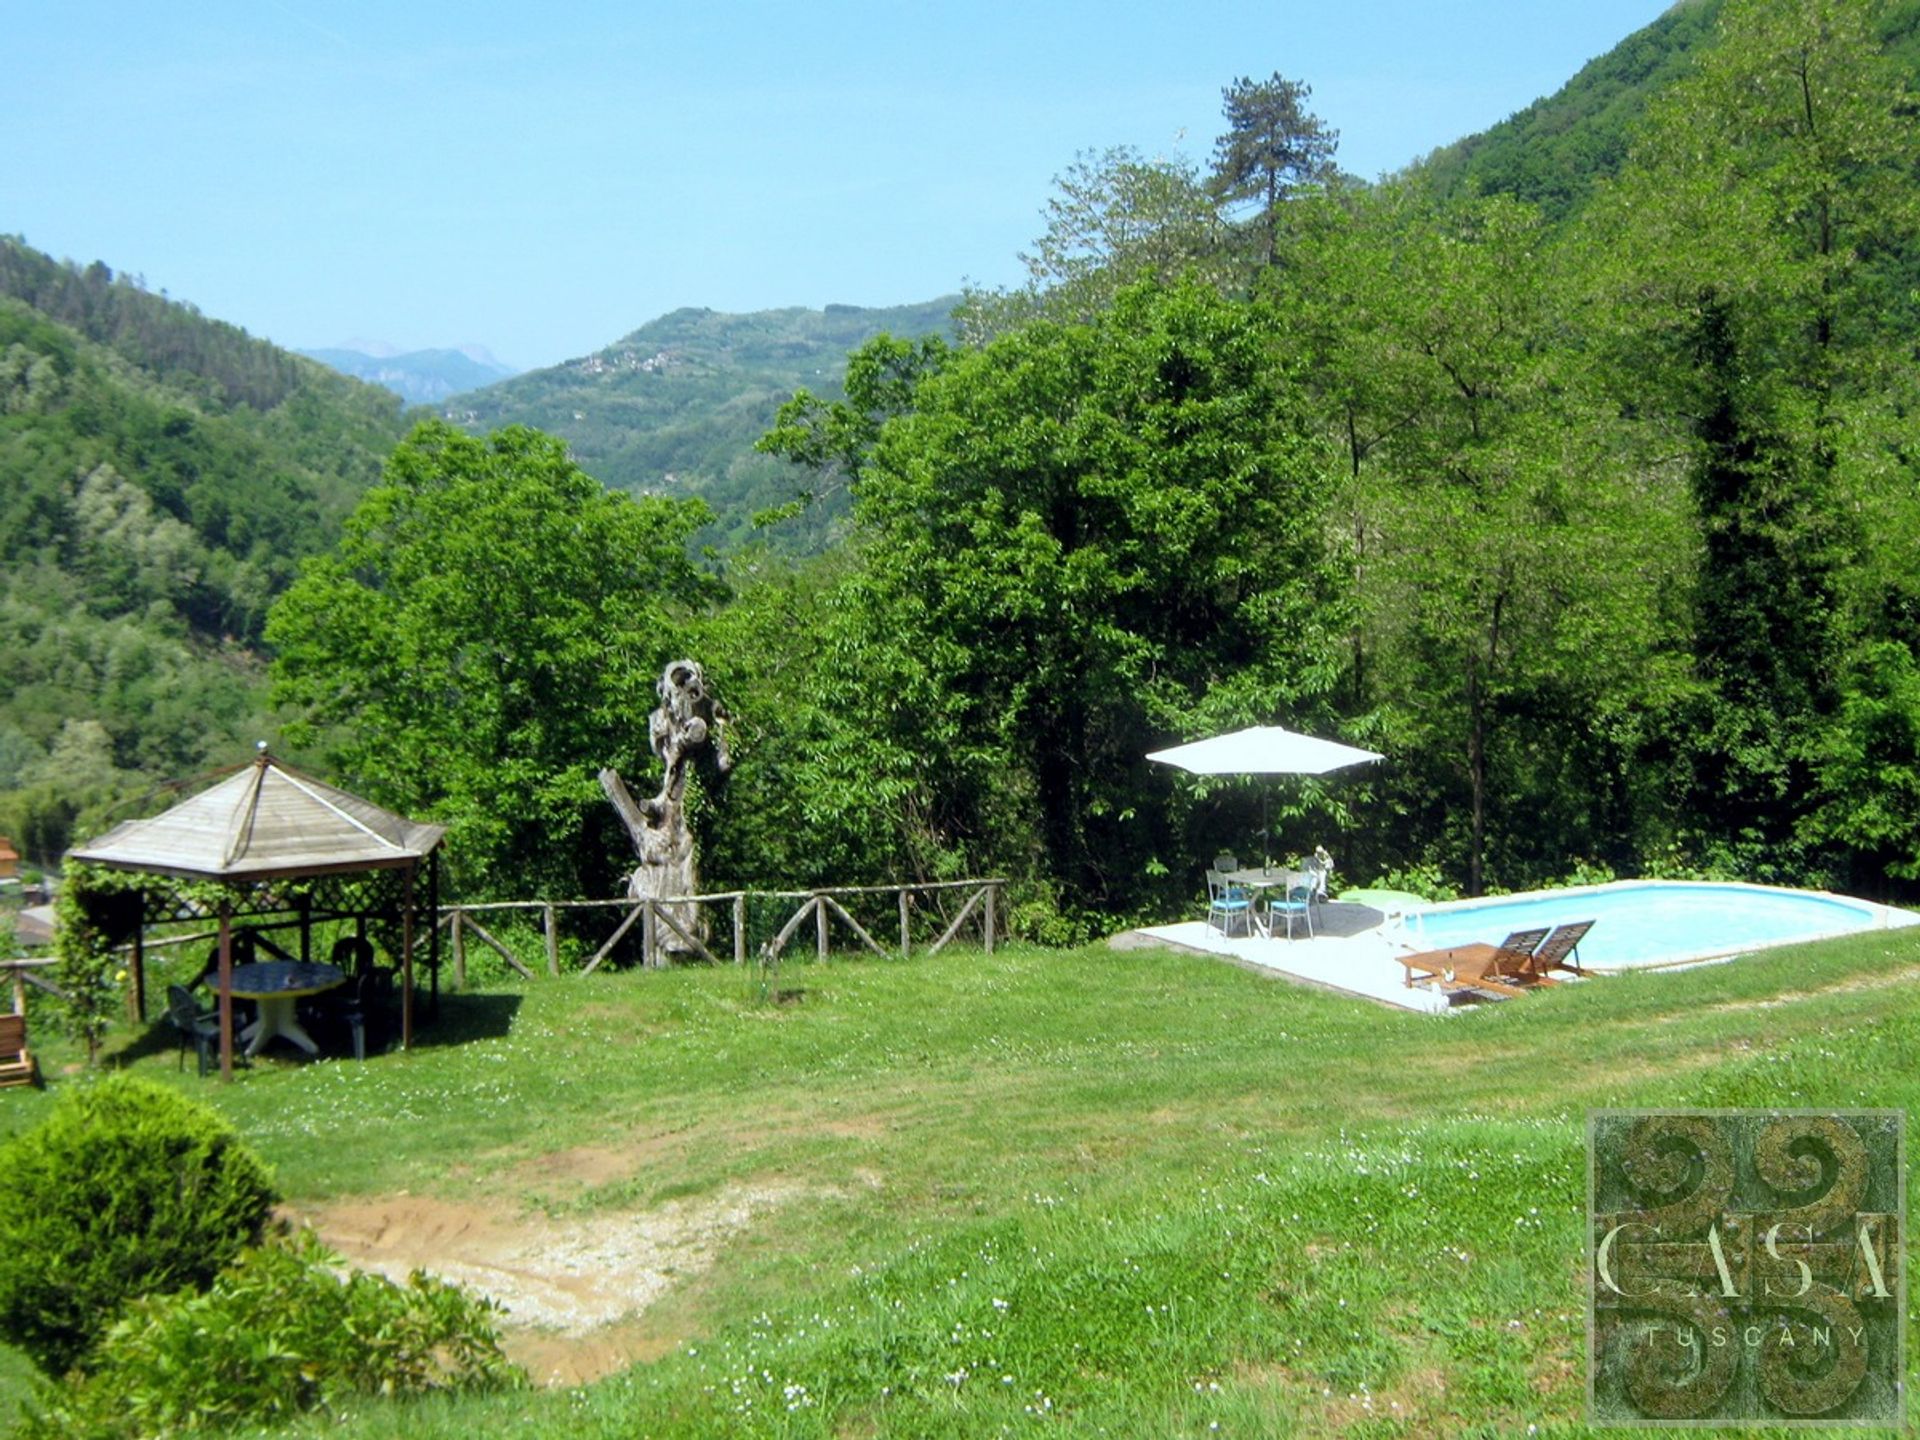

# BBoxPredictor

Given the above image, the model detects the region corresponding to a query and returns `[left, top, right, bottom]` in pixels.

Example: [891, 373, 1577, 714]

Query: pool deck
[1123, 883, 1920, 1014]
[1125, 903, 1458, 1014]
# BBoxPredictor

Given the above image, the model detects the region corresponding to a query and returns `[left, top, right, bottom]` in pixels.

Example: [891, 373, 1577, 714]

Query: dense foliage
[18, 1232, 521, 1439]
[0, 1076, 278, 1376]
[713, 0, 1920, 913]
[268, 421, 722, 899]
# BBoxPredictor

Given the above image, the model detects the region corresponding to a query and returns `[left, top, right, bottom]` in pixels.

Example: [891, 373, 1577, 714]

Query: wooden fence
[438, 878, 1004, 985]
[5, 878, 1006, 1001]
[0, 958, 63, 1013]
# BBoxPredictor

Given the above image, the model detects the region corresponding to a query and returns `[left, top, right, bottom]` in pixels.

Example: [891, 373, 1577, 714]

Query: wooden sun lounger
[1527, 921, 1593, 978]
[1399, 928, 1553, 1001]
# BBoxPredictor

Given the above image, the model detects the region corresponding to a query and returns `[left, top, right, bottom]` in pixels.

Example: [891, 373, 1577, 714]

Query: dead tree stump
[600, 659, 731, 962]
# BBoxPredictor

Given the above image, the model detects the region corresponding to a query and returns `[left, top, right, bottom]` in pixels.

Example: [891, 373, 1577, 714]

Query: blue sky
[9, 2, 1676, 369]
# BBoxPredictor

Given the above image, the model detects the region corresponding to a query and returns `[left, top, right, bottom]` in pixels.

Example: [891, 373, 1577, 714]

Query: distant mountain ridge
[302, 344, 519, 405]
[445, 297, 959, 553]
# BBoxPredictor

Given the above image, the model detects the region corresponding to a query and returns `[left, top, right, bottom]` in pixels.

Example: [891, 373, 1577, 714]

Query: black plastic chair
[167, 984, 221, 1077]
[325, 937, 393, 1059]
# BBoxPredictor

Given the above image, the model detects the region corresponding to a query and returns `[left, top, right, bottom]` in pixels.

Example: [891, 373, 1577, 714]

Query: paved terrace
[1120, 901, 1462, 1014]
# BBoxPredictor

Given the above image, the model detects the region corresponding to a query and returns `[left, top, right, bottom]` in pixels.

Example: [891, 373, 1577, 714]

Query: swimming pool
[1402, 881, 1917, 971]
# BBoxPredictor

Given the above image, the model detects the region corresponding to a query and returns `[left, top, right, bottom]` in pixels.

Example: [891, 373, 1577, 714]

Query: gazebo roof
[68, 750, 444, 882]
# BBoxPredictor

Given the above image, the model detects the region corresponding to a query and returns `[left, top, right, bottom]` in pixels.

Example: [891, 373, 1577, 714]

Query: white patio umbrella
[1147, 725, 1383, 866]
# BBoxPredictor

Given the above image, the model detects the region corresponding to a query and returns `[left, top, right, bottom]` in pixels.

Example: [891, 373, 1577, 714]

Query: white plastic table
[227, 961, 346, 1057]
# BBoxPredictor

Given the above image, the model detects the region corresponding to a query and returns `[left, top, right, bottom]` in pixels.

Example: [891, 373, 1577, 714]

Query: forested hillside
[0, 236, 417, 865]
[1418, 0, 1920, 219]
[1414, 0, 1725, 217]
[445, 299, 956, 553]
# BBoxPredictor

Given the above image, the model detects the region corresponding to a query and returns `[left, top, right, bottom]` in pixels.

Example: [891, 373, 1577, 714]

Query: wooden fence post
[544, 903, 559, 976]
[452, 909, 467, 990]
[642, 901, 657, 969]
[127, 926, 146, 1024]
[985, 883, 996, 955]
[816, 893, 830, 961]
[899, 888, 911, 957]
[733, 894, 746, 964]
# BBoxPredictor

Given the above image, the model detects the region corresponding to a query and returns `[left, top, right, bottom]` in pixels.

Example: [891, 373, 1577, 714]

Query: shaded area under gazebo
[66, 748, 444, 1079]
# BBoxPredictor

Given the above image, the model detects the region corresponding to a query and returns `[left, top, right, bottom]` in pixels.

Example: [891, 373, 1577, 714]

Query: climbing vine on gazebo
[54, 865, 240, 1065]
[53, 865, 143, 1064]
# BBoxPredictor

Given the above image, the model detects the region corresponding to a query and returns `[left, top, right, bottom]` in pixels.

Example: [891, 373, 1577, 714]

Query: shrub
[18, 1232, 523, 1439]
[0, 1075, 277, 1375]
[1368, 862, 1460, 903]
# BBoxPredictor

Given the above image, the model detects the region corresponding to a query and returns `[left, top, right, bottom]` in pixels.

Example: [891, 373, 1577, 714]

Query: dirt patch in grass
[293, 1177, 834, 1386]
[1705, 963, 1920, 1014]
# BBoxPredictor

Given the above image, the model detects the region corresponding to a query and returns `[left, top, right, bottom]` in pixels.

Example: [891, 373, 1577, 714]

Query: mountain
[0, 235, 418, 862]
[302, 344, 519, 405]
[1413, 0, 1725, 220]
[445, 297, 959, 553]
[1415, 0, 1920, 222]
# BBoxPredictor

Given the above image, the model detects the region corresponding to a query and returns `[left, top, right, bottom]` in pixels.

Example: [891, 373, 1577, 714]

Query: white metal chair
[1205, 869, 1255, 937]
[1265, 873, 1315, 941]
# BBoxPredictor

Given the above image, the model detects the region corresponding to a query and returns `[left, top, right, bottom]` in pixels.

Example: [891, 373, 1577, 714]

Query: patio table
[1226, 866, 1314, 894]
[226, 960, 347, 1057]
[1227, 867, 1318, 938]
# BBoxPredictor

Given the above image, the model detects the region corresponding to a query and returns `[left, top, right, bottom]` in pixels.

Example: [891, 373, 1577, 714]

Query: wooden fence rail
[15, 880, 1006, 998]
[436, 878, 1004, 983]
[0, 958, 64, 1012]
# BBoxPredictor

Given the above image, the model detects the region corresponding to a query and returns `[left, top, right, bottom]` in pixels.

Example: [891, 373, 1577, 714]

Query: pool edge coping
[1402, 878, 1920, 973]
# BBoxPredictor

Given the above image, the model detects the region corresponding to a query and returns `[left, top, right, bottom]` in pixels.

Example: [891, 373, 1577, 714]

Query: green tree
[754, 333, 950, 522]
[1585, 0, 1918, 871]
[959, 147, 1235, 340]
[1288, 186, 1695, 892]
[688, 551, 945, 892]
[1805, 642, 1920, 886]
[267, 421, 721, 898]
[1210, 72, 1340, 267]
[843, 278, 1346, 919]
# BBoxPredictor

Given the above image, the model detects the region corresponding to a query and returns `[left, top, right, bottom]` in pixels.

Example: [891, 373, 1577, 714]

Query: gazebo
[66, 747, 444, 1079]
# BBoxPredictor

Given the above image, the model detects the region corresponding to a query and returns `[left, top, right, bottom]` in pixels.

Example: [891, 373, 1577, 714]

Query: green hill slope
[1417, 0, 1920, 221]
[1414, 0, 1725, 219]
[0, 236, 417, 861]
[446, 298, 959, 553]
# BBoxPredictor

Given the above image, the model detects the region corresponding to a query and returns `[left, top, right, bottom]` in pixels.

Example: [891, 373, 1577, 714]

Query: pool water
[1403, 882, 1909, 970]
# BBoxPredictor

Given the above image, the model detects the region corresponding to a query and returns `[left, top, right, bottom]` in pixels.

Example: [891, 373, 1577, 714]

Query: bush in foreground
[18, 1232, 523, 1439]
[0, 1076, 278, 1375]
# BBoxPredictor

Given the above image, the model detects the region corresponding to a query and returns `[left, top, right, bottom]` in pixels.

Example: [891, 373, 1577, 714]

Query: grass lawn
[2, 927, 1917, 1437]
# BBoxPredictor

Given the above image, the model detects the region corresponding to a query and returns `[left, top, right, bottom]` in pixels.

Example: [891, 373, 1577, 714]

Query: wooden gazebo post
[217, 901, 235, 1083]
[401, 865, 415, 1051]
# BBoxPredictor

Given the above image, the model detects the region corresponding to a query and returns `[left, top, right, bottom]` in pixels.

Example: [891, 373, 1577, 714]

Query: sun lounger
[1527, 921, 1593, 978]
[1399, 927, 1552, 1000]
